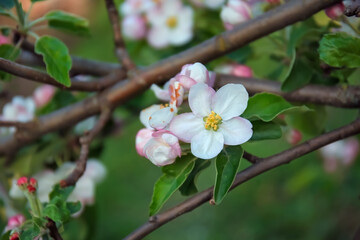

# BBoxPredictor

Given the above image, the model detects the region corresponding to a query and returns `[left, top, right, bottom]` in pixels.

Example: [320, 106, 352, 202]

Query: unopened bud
[286, 129, 302, 145]
[16, 177, 28, 188]
[27, 185, 36, 194]
[29, 178, 37, 188]
[325, 3, 345, 20]
[9, 232, 19, 240]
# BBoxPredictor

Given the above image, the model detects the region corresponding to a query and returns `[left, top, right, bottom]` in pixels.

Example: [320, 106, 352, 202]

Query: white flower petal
[140, 105, 162, 129]
[188, 62, 209, 84]
[169, 113, 204, 142]
[147, 27, 169, 49]
[219, 117, 253, 145]
[212, 83, 249, 120]
[191, 130, 224, 159]
[149, 107, 175, 129]
[189, 83, 215, 117]
[150, 84, 171, 101]
[169, 27, 193, 46]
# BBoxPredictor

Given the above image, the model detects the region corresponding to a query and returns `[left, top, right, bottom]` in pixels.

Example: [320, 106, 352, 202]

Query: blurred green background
[1, 0, 360, 239]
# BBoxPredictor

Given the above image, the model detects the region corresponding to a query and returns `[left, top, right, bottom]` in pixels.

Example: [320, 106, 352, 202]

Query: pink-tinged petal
[176, 75, 197, 90]
[136, 128, 154, 156]
[149, 107, 175, 130]
[208, 71, 216, 88]
[191, 130, 224, 159]
[343, 138, 359, 165]
[150, 84, 171, 101]
[219, 117, 252, 145]
[212, 83, 249, 120]
[231, 64, 253, 78]
[188, 62, 209, 84]
[189, 83, 215, 117]
[144, 133, 180, 166]
[122, 15, 147, 40]
[169, 81, 184, 107]
[169, 113, 204, 142]
[140, 104, 162, 129]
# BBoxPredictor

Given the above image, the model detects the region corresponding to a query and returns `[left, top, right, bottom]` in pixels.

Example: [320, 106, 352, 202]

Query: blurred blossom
[74, 116, 97, 135]
[0, 35, 9, 45]
[214, 63, 253, 77]
[136, 128, 154, 156]
[33, 85, 56, 108]
[9, 159, 106, 215]
[5, 214, 25, 232]
[221, 0, 252, 30]
[286, 129, 302, 145]
[190, 0, 225, 9]
[2, 97, 35, 122]
[147, 0, 194, 48]
[325, 2, 345, 19]
[143, 130, 181, 166]
[170, 83, 252, 159]
[320, 138, 359, 173]
[122, 15, 147, 40]
[120, 0, 157, 16]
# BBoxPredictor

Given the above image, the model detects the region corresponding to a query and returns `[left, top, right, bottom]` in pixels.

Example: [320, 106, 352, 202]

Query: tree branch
[46, 217, 63, 240]
[0, 57, 125, 91]
[0, 0, 341, 159]
[104, 0, 135, 71]
[60, 108, 112, 187]
[123, 117, 360, 240]
[216, 74, 360, 108]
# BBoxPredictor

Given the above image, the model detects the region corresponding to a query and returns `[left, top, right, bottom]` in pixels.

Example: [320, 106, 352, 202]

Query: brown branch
[46, 217, 63, 240]
[216, 74, 360, 108]
[243, 151, 262, 164]
[0, 120, 33, 129]
[123, 117, 360, 240]
[60, 108, 112, 187]
[0, 0, 342, 159]
[104, 0, 135, 70]
[19, 41, 119, 76]
[0, 57, 125, 91]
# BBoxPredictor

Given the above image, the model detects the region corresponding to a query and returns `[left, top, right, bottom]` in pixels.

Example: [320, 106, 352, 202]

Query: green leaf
[149, 154, 196, 216]
[20, 224, 41, 240]
[0, 8, 12, 17]
[44, 10, 90, 36]
[318, 32, 360, 68]
[330, 68, 355, 83]
[213, 146, 244, 204]
[250, 121, 282, 141]
[0, 44, 21, 81]
[0, 0, 14, 9]
[35, 36, 72, 87]
[1, 231, 10, 240]
[49, 184, 75, 201]
[179, 158, 210, 196]
[66, 201, 81, 215]
[242, 93, 309, 122]
[281, 58, 313, 92]
[43, 196, 71, 223]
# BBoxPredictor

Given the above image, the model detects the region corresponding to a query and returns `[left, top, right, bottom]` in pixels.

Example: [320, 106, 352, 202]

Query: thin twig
[216, 74, 360, 108]
[0, 0, 342, 160]
[123, 117, 360, 240]
[46, 217, 63, 240]
[0, 58, 125, 91]
[243, 151, 262, 164]
[104, 0, 135, 71]
[60, 108, 112, 187]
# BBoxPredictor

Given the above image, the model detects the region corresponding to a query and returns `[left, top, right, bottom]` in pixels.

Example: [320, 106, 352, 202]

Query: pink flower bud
[325, 3, 345, 19]
[221, 0, 252, 30]
[122, 15, 147, 40]
[0, 35, 9, 45]
[177, 62, 211, 90]
[29, 177, 38, 188]
[136, 128, 154, 156]
[6, 215, 26, 231]
[286, 129, 302, 145]
[27, 185, 36, 193]
[16, 177, 28, 187]
[9, 232, 19, 240]
[143, 130, 181, 166]
[231, 64, 253, 77]
[33, 85, 55, 108]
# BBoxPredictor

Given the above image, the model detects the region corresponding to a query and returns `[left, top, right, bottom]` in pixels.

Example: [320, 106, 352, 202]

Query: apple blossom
[143, 130, 181, 166]
[221, 0, 252, 30]
[120, 0, 156, 16]
[147, 0, 194, 48]
[5, 215, 25, 232]
[320, 138, 359, 173]
[286, 129, 302, 145]
[325, 3, 345, 20]
[215, 63, 253, 77]
[33, 85, 55, 108]
[122, 15, 147, 40]
[169, 83, 253, 159]
[0, 35, 9, 45]
[9, 232, 19, 240]
[136, 128, 154, 156]
[2, 96, 35, 123]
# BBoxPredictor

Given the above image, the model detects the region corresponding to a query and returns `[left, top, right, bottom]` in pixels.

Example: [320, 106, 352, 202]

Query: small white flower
[169, 83, 253, 159]
[221, 0, 252, 30]
[2, 96, 35, 122]
[122, 14, 147, 40]
[147, 0, 194, 48]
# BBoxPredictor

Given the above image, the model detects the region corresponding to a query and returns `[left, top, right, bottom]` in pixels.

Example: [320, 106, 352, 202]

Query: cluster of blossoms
[136, 62, 253, 166]
[120, 0, 194, 48]
[320, 138, 359, 173]
[10, 159, 106, 215]
[0, 85, 55, 134]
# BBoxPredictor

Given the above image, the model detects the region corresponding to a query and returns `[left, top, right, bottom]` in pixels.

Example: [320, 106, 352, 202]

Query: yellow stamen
[204, 111, 222, 131]
[160, 103, 169, 109]
[166, 16, 178, 29]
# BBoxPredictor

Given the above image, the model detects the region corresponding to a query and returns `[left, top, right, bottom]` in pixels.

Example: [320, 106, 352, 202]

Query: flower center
[160, 103, 169, 109]
[166, 16, 178, 29]
[204, 111, 222, 131]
